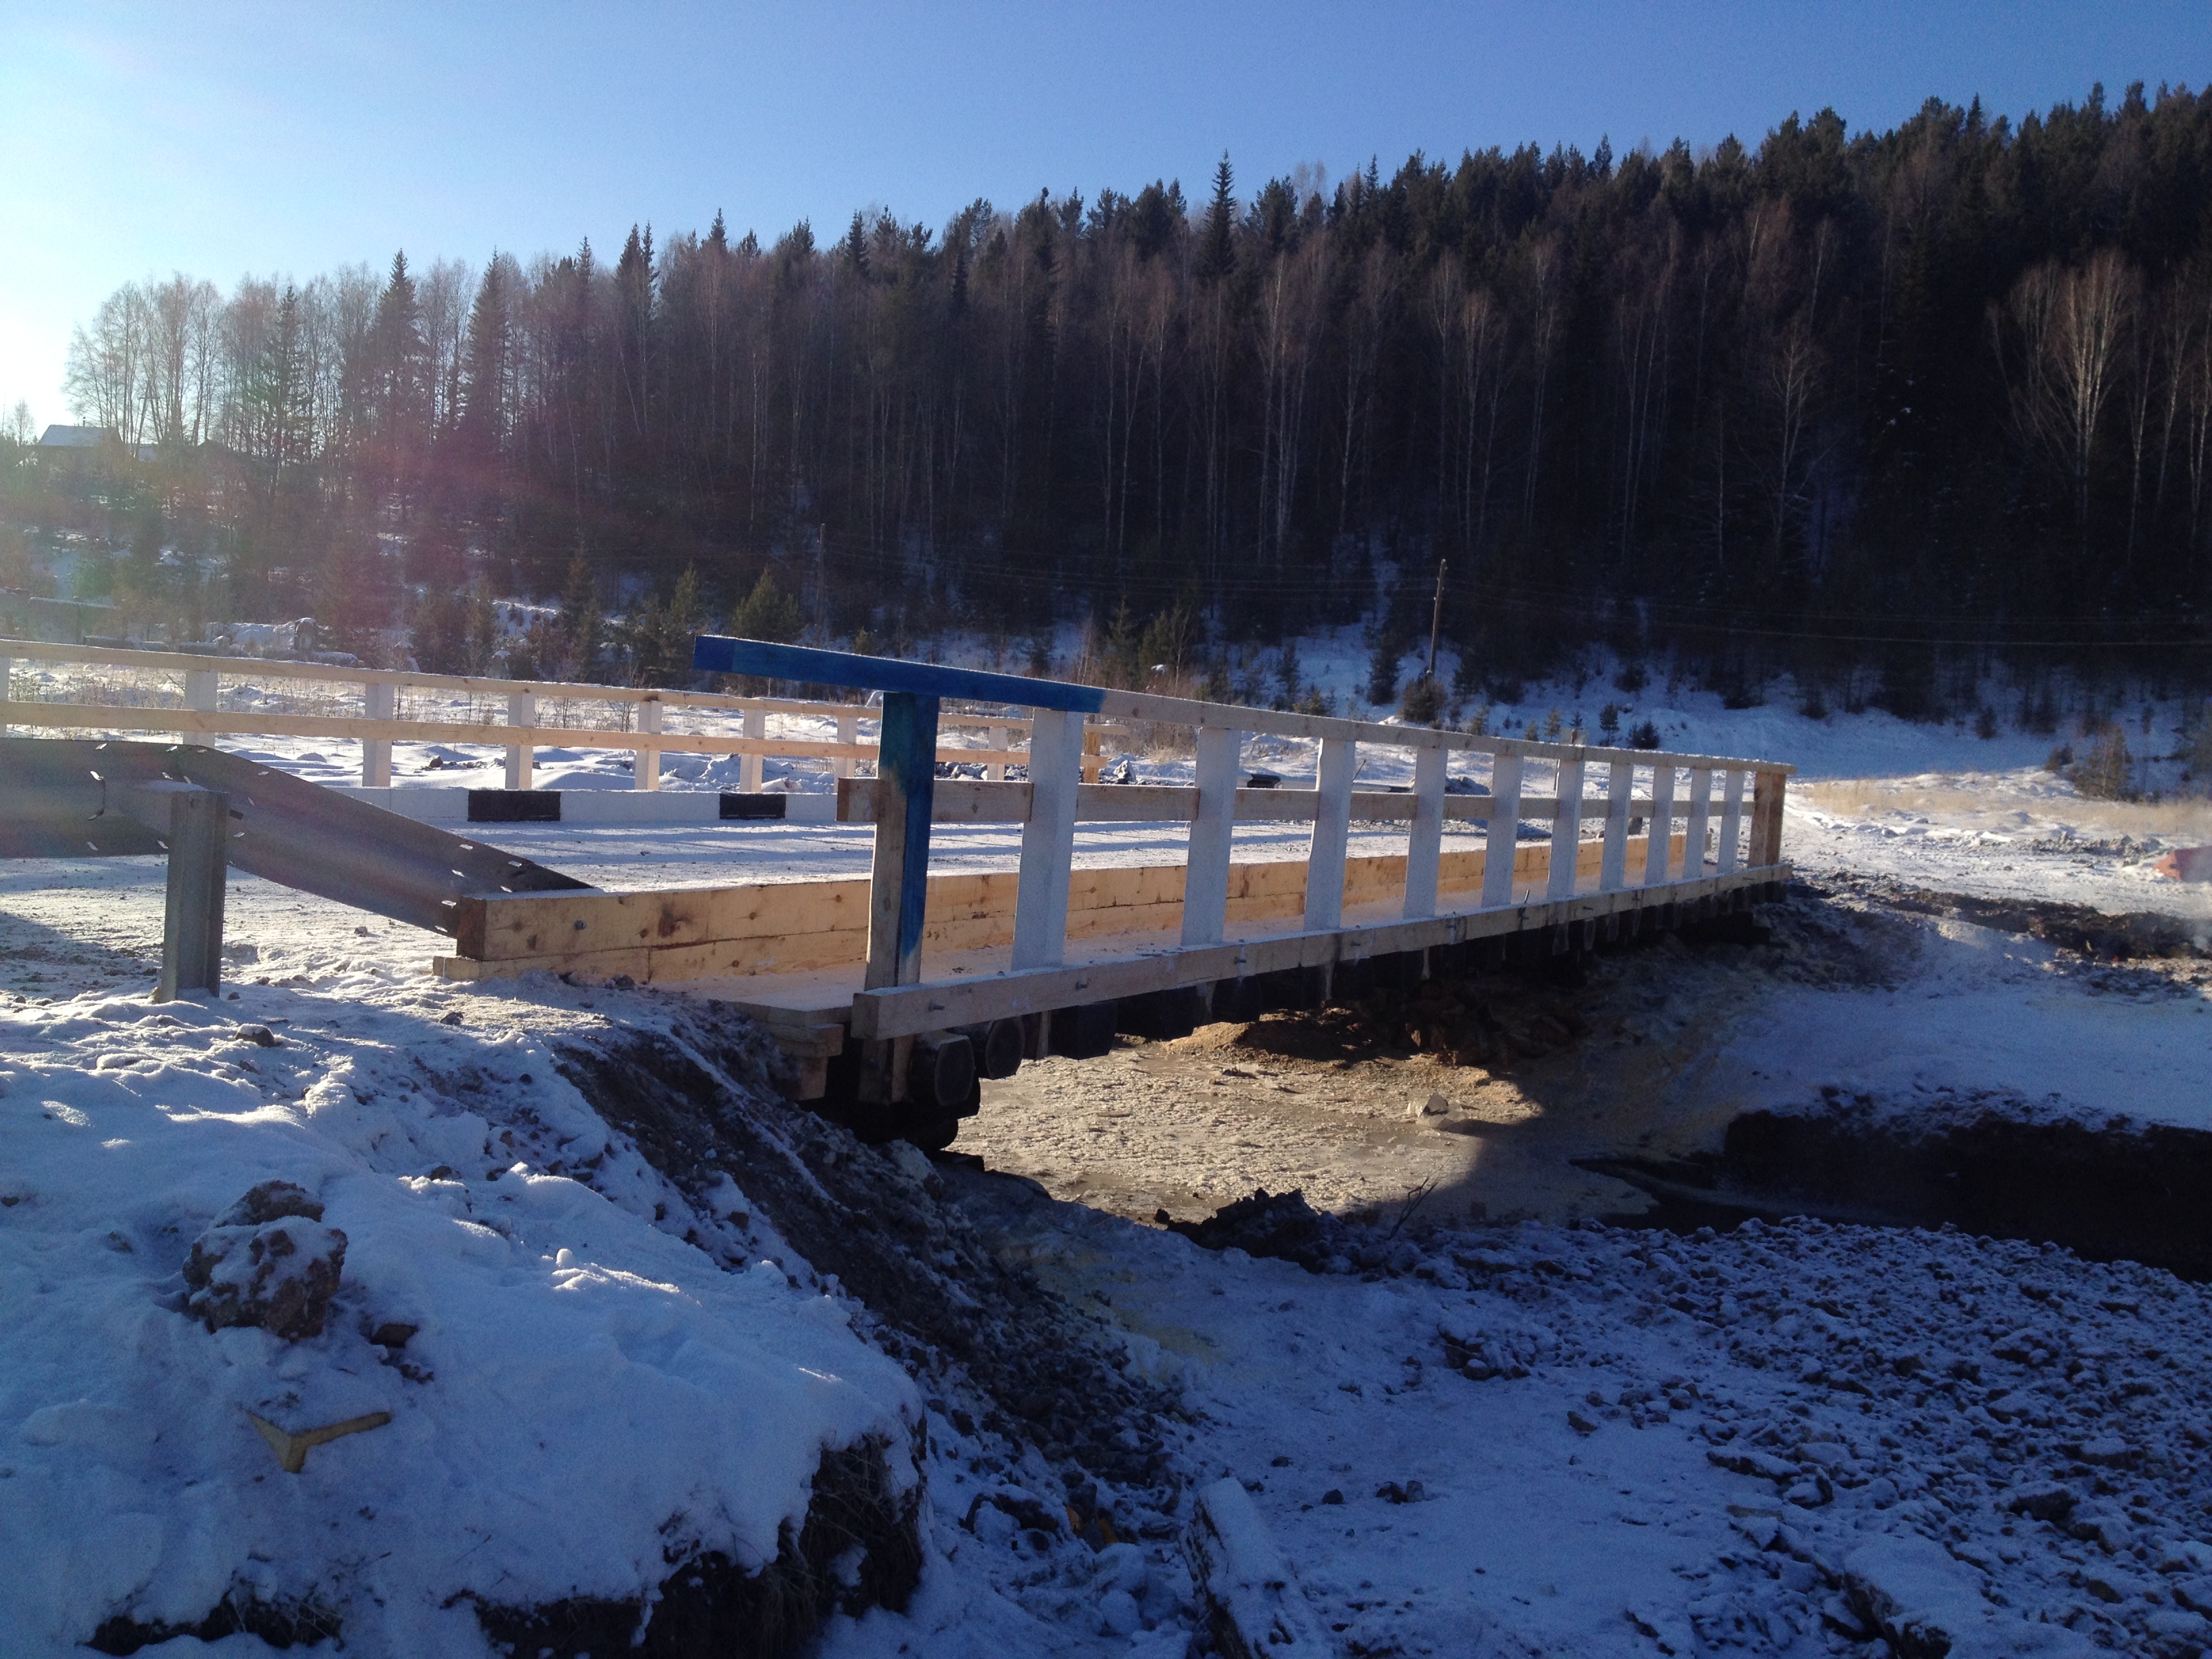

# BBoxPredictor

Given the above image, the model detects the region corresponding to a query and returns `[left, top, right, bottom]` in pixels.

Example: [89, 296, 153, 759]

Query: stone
[184, 1183, 345, 1340]
[232, 1023, 281, 1047]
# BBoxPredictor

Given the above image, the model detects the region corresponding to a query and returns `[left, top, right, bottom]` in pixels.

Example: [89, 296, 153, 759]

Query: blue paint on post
[878, 691, 939, 985]
[691, 636, 1108, 714]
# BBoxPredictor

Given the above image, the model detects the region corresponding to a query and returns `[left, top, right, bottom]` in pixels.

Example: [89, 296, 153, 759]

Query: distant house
[37, 425, 154, 462]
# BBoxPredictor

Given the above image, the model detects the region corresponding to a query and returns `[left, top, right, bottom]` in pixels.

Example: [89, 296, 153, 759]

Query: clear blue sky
[5, 1, 2207, 424]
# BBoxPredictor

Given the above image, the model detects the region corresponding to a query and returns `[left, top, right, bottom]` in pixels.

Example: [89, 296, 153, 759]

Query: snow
[0, 984, 918, 1651]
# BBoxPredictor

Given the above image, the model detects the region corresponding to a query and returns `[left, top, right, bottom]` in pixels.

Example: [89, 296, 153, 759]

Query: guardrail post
[1717, 769, 1746, 876]
[832, 710, 858, 779]
[505, 692, 535, 789]
[741, 707, 765, 792]
[1182, 725, 1240, 945]
[183, 668, 218, 714]
[1682, 766, 1713, 878]
[636, 697, 662, 790]
[362, 682, 394, 786]
[155, 786, 228, 1002]
[1014, 708, 1084, 968]
[1404, 744, 1445, 920]
[1303, 737, 1355, 931]
[1546, 752, 1585, 900]
[985, 720, 1008, 782]
[1751, 770, 1787, 867]
[1481, 752, 1523, 908]
[1643, 762, 1677, 884]
[1599, 758, 1633, 890]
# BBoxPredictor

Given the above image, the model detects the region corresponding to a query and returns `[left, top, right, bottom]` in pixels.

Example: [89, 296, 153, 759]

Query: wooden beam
[1012, 708, 1084, 969]
[1599, 758, 1633, 890]
[636, 697, 663, 790]
[505, 691, 535, 790]
[362, 683, 394, 787]
[1183, 725, 1240, 947]
[1303, 737, 1355, 930]
[1404, 745, 1445, 920]
[1717, 769, 1746, 876]
[1481, 752, 1523, 909]
[1683, 766, 1713, 879]
[1546, 754, 1584, 901]
[1644, 761, 1677, 885]
[865, 692, 938, 991]
[741, 707, 765, 792]
[1751, 769, 1788, 867]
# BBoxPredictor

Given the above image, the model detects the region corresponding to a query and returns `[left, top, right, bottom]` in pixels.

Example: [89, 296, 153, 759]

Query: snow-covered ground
[6, 674, 2212, 1656]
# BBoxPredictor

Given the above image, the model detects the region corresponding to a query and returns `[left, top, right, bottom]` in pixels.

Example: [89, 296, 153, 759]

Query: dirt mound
[1857, 878, 2211, 960]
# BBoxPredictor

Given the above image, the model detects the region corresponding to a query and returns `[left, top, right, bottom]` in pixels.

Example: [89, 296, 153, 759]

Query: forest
[10, 79, 2212, 711]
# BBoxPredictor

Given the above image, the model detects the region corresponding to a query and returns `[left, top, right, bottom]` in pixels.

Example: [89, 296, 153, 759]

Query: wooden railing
[0, 636, 1124, 788]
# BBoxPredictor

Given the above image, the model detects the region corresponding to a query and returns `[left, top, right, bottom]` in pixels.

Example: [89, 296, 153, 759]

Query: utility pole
[1425, 559, 1448, 683]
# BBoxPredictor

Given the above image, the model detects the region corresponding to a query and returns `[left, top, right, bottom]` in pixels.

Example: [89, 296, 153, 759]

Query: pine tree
[1196, 155, 1237, 285]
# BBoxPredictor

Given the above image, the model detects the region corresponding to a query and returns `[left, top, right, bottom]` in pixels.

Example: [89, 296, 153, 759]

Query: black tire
[902, 1115, 960, 1153]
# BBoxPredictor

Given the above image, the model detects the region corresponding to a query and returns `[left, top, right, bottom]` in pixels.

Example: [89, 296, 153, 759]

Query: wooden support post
[1750, 770, 1787, 866]
[182, 668, 218, 713]
[860, 691, 940, 1104]
[1682, 766, 1713, 878]
[156, 787, 228, 1003]
[1643, 762, 1677, 885]
[741, 706, 765, 792]
[1082, 721, 1103, 783]
[1013, 708, 1084, 968]
[1303, 737, 1355, 931]
[361, 682, 394, 787]
[985, 721, 1008, 782]
[1546, 752, 1585, 900]
[0, 651, 12, 737]
[636, 697, 662, 790]
[834, 711, 857, 779]
[504, 691, 535, 790]
[1182, 725, 1240, 946]
[1404, 745, 1445, 920]
[1717, 768, 1746, 876]
[1599, 758, 1633, 890]
[1481, 752, 1523, 909]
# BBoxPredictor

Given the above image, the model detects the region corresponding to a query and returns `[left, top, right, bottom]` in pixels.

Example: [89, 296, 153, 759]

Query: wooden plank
[505, 691, 535, 790]
[834, 712, 857, 779]
[1751, 769, 1788, 867]
[1599, 758, 1633, 890]
[1682, 766, 1713, 878]
[1012, 707, 1082, 970]
[1717, 768, 1746, 876]
[865, 692, 938, 991]
[741, 707, 765, 792]
[636, 698, 662, 790]
[362, 682, 394, 787]
[1185, 1477, 1337, 1659]
[1643, 762, 1677, 885]
[1482, 752, 1523, 909]
[1182, 725, 1239, 947]
[1303, 737, 1355, 930]
[1546, 754, 1584, 900]
[1404, 745, 1445, 920]
[182, 668, 218, 712]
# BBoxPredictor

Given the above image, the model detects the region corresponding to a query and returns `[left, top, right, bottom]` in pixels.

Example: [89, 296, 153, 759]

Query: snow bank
[0, 989, 920, 1652]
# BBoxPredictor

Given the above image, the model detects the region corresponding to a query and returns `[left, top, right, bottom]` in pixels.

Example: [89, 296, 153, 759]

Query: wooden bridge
[434, 639, 1794, 1141]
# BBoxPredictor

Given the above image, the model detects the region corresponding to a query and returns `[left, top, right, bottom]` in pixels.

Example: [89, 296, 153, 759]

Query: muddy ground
[961, 878, 2212, 1242]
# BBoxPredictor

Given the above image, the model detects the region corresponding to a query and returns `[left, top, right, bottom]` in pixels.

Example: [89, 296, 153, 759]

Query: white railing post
[1, 651, 12, 737]
[1643, 762, 1677, 885]
[835, 711, 858, 779]
[1404, 744, 1445, 920]
[739, 706, 765, 792]
[505, 691, 535, 790]
[1481, 752, 1523, 908]
[1547, 752, 1585, 900]
[1182, 726, 1240, 947]
[183, 668, 218, 714]
[637, 697, 662, 790]
[1682, 767, 1713, 879]
[362, 681, 394, 787]
[985, 720, 1008, 783]
[1012, 708, 1084, 970]
[1717, 769, 1746, 876]
[1599, 758, 1633, 890]
[1303, 737, 1355, 931]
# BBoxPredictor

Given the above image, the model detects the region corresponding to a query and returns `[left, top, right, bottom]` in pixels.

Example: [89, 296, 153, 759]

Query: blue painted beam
[692, 636, 1107, 714]
[867, 691, 939, 991]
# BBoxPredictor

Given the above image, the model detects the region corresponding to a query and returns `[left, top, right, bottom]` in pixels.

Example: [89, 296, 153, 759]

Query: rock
[2071, 1437, 2139, 1469]
[1842, 1534, 1992, 1659]
[184, 1184, 346, 1340]
[1097, 1586, 1143, 1637]
[232, 1023, 281, 1047]
[2005, 1482, 2076, 1522]
[1407, 1092, 1450, 1120]
[1320, 1489, 1344, 1505]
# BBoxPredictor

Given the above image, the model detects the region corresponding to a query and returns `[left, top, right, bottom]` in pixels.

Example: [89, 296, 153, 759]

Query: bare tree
[2002, 250, 2139, 547]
